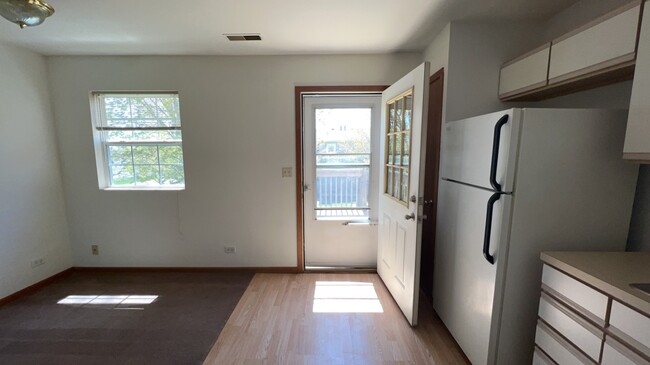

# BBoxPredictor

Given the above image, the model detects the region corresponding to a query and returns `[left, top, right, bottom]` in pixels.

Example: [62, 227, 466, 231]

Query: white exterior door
[377, 62, 430, 325]
[303, 95, 381, 268]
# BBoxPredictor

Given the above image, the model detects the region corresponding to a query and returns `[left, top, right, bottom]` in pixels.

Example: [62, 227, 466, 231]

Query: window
[90, 93, 186, 190]
[384, 89, 413, 205]
[314, 107, 371, 219]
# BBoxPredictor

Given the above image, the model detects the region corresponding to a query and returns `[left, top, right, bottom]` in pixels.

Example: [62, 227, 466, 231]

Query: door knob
[405, 213, 415, 220]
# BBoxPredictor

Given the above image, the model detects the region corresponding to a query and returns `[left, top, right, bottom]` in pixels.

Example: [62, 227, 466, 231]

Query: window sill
[101, 187, 185, 191]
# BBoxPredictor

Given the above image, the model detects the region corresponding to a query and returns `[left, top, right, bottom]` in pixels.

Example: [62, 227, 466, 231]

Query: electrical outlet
[282, 167, 292, 178]
[224, 246, 236, 254]
[92, 244, 99, 255]
[30, 258, 45, 268]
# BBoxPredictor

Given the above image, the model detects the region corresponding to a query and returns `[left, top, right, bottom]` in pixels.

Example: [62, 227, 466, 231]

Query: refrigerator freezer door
[433, 178, 512, 365]
[440, 109, 521, 192]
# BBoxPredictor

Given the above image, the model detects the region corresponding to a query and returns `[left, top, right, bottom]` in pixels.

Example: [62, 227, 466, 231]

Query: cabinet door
[625, 2, 650, 160]
[548, 2, 640, 84]
[499, 44, 550, 99]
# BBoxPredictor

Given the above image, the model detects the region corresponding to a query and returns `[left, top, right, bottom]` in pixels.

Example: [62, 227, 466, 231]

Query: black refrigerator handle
[490, 115, 509, 192]
[483, 192, 501, 265]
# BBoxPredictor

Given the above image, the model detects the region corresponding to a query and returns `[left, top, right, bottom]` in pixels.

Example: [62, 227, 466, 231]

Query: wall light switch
[282, 167, 293, 178]
[92, 245, 99, 255]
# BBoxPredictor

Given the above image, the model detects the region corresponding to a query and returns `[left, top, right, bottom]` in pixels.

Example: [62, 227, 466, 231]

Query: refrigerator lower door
[440, 109, 520, 192]
[433, 179, 512, 365]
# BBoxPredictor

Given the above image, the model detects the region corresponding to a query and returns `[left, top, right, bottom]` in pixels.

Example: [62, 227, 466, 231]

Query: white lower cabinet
[533, 347, 556, 365]
[602, 336, 650, 365]
[538, 293, 603, 361]
[609, 300, 650, 358]
[536, 263, 650, 365]
[535, 320, 595, 364]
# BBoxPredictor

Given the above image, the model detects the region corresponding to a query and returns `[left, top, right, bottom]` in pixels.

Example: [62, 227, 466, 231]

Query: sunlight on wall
[312, 281, 383, 313]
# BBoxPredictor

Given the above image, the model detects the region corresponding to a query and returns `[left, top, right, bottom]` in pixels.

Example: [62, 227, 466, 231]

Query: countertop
[541, 251, 650, 315]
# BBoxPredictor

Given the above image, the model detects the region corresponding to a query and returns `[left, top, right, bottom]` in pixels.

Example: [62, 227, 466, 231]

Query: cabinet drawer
[535, 320, 596, 365]
[538, 292, 604, 361]
[548, 2, 640, 84]
[609, 300, 650, 358]
[533, 346, 555, 365]
[602, 335, 650, 365]
[541, 265, 608, 325]
[499, 44, 550, 98]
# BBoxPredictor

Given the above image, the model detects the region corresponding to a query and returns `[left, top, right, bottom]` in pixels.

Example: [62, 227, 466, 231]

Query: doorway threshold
[305, 265, 377, 273]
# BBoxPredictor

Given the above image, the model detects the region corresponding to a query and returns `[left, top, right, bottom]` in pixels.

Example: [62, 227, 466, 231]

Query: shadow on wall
[628, 165, 650, 252]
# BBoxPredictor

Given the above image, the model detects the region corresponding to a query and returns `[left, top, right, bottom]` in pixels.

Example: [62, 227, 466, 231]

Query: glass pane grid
[384, 90, 413, 204]
[101, 94, 181, 128]
[106, 143, 184, 187]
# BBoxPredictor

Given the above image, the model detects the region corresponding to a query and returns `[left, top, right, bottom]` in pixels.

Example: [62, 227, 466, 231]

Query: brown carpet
[0, 270, 253, 365]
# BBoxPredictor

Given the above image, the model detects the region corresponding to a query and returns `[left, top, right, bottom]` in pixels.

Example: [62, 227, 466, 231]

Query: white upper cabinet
[499, 1, 642, 102]
[498, 44, 550, 99]
[548, 2, 641, 83]
[625, 1, 650, 162]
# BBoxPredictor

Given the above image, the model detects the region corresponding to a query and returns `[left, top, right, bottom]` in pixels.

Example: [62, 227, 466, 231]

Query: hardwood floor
[204, 273, 469, 365]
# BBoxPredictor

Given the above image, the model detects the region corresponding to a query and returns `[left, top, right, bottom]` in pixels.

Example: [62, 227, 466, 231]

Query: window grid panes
[384, 90, 413, 205]
[93, 93, 186, 189]
[314, 108, 372, 219]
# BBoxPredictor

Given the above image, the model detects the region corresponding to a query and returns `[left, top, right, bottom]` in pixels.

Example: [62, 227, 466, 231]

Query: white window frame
[89, 91, 186, 191]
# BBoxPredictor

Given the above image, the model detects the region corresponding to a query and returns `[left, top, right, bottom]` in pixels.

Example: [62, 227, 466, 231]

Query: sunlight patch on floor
[57, 295, 158, 309]
[313, 281, 383, 313]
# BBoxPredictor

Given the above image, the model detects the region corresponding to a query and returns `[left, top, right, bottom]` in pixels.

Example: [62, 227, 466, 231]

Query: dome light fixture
[0, 0, 55, 29]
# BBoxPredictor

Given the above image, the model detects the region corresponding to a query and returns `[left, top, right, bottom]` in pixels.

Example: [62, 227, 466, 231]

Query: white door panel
[377, 62, 429, 326]
[433, 178, 511, 365]
[440, 109, 521, 192]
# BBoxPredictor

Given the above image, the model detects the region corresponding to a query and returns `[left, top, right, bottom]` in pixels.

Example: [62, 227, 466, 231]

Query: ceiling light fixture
[0, 0, 55, 29]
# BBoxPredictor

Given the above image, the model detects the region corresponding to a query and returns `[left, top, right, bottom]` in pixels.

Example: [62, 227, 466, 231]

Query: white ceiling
[0, 0, 579, 56]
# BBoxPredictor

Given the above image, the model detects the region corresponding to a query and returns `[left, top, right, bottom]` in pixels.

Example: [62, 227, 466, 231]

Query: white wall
[422, 24, 450, 77]
[47, 54, 422, 267]
[445, 20, 545, 121]
[531, 0, 650, 252]
[0, 43, 72, 299]
[422, 24, 451, 126]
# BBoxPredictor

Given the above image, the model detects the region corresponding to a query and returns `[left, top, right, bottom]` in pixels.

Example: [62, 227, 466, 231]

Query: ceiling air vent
[225, 34, 262, 41]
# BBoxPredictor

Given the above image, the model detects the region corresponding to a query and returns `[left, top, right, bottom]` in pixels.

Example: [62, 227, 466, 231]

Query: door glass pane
[395, 134, 402, 166]
[316, 108, 371, 154]
[386, 167, 393, 195]
[395, 99, 403, 132]
[404, 95, 413, 131]
[393, 168, 401, 199]
[402, 134, 410, 166]
[389, 104, 395, 133]
[401, 169, 409, 202]
[314, 107, 372, 219]
[387, 135, 394, 165]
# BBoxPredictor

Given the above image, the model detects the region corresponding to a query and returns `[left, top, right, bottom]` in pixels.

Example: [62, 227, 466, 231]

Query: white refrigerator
[433, 108, 639, 365]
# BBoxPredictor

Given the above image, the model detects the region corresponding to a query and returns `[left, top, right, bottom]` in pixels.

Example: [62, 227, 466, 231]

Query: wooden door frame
[419, 68, 445, 301]
[294, 85, 388, 272]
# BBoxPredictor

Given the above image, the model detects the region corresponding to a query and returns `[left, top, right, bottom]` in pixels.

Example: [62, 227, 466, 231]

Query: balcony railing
[315, 166, 369, 219]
